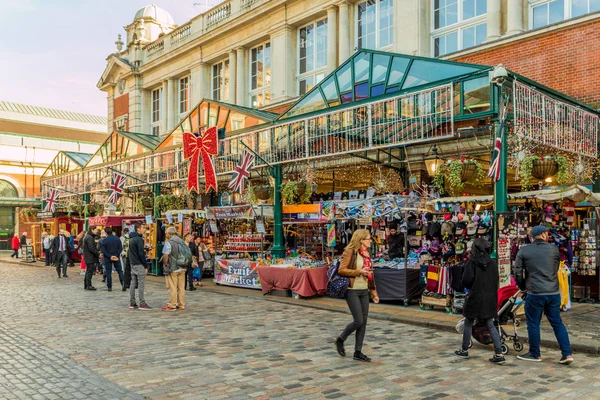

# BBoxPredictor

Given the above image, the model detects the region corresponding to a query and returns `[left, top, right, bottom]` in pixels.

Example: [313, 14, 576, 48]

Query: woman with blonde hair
[335, 229, 379, 362]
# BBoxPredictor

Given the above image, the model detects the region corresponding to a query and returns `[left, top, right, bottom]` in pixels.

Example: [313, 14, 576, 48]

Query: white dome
[134, 4, 175, 26]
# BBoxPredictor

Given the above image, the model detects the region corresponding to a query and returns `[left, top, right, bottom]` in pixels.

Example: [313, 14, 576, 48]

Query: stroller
[466, 286, 525, 355]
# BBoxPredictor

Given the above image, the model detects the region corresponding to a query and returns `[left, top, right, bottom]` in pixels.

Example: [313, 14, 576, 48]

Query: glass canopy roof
[158, 99, 277, 149]
[86, 131, 162, 168]
[279, 49, 489, 120]
[43, 151, 93, 178]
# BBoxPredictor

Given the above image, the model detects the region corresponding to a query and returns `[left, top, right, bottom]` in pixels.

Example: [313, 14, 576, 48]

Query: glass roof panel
[371, 54, 390, 84]
[336, 63, 352, 92]
[387, 57, 411, 86]
[321, 76, 339, 102]
[283, 90, 327, 118]
[278, 49, 488, 121]
[402, 60, 481, 90]
[354, 52, 370, 82]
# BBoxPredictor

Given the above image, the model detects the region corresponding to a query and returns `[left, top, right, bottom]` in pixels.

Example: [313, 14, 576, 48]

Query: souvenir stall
[207, 204, 273, 289]
[37, 212, 86, 262]
[164, 209, 206, 237]
[329, 195, 426, 305]
[424, 196, 497, 313]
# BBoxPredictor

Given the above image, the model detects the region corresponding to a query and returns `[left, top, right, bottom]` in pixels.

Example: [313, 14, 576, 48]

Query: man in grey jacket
[513, 225, 573, 364]
[161, 227, 189, 311]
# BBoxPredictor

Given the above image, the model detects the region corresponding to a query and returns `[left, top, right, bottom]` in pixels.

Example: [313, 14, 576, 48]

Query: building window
[151, 88, 161, 135]
[212, 60, 230, 102]
[572, 0, 600, 17]
[298, 18, 328, 95]
[179, 76, 190, 115]
[250, 42, 271, 108]
[530, 0, 598, 29]
[431, 0, 487, 57]
[357, 0, 394, 50]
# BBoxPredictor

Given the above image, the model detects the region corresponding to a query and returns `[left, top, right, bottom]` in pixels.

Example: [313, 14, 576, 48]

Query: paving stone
[0, 261, 599, 400]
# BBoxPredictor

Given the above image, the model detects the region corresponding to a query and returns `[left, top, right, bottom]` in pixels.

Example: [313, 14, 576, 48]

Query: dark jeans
[185, 266, 194, 289]
[462, 318, 503, 355]
[11, 249, 19, 258]
[104, 259, 124, 289]
[123, 257, 131, 289]
[55, 252, 68, 277]
[84, 262, 95, 289]
[44, 250, 51, 266]
[339, 289, 370, 352]
[525, 293, 572, 357]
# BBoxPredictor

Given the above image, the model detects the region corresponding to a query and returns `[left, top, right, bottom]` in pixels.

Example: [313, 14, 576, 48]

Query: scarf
[359, 247, 373, 281]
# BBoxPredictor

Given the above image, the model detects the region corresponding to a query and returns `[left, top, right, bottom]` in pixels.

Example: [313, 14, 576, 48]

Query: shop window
[432, 0, 487, 57]
[298, 18, 328, 95]
[357, 0, 394, 50]
[250, 42, 271, 108]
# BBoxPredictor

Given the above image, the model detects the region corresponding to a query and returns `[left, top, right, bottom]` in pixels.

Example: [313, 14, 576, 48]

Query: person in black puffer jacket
[454, 238, 505, 365]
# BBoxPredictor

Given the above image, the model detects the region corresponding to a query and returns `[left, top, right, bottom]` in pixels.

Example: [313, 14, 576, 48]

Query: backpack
[175, 240, 193, 268]
[327, 259, 350, 298]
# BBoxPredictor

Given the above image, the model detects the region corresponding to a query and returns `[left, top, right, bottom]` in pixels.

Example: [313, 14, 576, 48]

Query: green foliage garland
[432, 159, 485, 196]
[518, 155, 570, 190]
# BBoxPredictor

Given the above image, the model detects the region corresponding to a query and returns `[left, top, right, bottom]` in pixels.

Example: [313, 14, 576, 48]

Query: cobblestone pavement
[0, 262, 599, 400]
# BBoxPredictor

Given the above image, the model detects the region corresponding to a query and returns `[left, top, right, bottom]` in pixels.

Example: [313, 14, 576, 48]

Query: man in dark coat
[455, 238, 505, 364]
[100, 227, 124, 292]
[52, 229, 73, 278]
[387, 224, 404, 259]
[83, 226, 100, 291]
[514, 225, 573, 364]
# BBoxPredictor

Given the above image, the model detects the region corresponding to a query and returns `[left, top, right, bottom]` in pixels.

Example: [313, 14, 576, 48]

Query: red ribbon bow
[183, 127, 218, 193]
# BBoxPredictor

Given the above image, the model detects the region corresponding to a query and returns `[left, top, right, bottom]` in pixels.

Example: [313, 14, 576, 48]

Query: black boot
[353, 352, 371, 362]
[334, 338, 346, 357]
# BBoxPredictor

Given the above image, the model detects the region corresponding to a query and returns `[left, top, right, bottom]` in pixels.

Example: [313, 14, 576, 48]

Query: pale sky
[0, 0, 220, 116]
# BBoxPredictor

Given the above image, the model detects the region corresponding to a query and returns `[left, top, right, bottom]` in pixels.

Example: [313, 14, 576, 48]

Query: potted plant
[136, 197, 154, 214]
[431, 159, 485, 196]
[519, 155, 569, 190]
[280, 180, 312, 205]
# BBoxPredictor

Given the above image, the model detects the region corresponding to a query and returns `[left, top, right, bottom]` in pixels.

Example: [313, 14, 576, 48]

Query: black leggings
[339, 289, 370, 352]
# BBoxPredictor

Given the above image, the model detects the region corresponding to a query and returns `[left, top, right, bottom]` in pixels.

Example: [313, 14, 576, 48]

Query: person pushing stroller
[455, 238, 506, 365]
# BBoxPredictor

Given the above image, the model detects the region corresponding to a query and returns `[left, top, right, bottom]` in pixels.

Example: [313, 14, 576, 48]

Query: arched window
[0, 180, 18, 198]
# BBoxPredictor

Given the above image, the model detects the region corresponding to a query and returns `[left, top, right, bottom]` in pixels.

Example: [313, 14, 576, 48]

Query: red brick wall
[113, 93, 129, 119]
[450, 19, 600, 108]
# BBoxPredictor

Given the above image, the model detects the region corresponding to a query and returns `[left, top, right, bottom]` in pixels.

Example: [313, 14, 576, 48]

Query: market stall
[208, 204, 273, 289]
[36, 211, 85, 261]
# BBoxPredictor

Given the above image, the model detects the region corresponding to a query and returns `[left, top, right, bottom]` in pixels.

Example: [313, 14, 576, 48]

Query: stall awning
[88, 215, 144, 226]
[428, 185, 598, 207]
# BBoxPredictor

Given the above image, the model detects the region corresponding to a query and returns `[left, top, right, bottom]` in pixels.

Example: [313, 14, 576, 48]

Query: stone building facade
[99, 1, 600, 137]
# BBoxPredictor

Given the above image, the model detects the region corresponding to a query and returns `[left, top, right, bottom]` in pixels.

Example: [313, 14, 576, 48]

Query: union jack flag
[228, 151, 255, 193]
[108, 172, 126, 203]
[44, 189, 60, 213]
